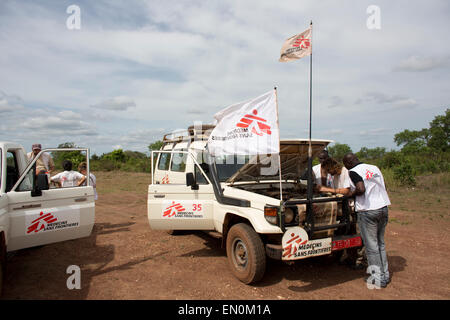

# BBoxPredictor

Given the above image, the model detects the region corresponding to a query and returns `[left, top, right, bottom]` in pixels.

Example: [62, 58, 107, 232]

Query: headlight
[284, 208, 295, 224]
[264, 206, 278, 225]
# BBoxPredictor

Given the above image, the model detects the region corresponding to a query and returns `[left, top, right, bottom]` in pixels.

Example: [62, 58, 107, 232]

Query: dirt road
[2, 172, 449, 299]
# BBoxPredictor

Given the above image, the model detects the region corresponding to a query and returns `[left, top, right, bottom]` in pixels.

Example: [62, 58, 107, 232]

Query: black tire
[226, 223, 266, 284]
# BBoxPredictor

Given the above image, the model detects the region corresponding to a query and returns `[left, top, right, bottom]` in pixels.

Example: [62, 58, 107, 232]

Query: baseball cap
[32, 143, 42, 150]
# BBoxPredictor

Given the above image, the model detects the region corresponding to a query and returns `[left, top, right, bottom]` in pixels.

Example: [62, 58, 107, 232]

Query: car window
[158, 152, 171, 171]
[195, 152, 210, 184]
[6, 151, 20, 192]
[170, 150, 187, 172]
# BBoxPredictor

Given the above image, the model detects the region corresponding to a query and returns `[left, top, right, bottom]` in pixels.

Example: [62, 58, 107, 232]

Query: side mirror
[31, 167, 49, 197]
[36, 173, 49, 190]
[186, 172, 199, 190]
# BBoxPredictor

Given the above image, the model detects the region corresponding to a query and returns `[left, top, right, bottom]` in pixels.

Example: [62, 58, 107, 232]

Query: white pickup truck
[0, 142, 95, 294]
[147, 125, 363, 284]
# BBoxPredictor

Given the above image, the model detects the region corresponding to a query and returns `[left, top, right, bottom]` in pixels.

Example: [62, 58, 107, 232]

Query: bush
[393, 162, 416, 186]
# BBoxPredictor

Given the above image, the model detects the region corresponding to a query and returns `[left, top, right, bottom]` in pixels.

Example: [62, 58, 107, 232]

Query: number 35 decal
[193, 204, 202, 211]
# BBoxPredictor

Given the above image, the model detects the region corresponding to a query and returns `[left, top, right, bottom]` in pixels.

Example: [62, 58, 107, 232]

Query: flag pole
[274, 86, 283, 202]
[307, 21, 314, 204]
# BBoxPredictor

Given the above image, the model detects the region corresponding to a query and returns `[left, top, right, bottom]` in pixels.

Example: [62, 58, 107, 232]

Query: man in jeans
[343, 153, 391, 288]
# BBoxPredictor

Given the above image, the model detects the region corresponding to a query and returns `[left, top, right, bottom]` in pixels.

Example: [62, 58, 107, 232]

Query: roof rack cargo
[162, 124, 216, 144]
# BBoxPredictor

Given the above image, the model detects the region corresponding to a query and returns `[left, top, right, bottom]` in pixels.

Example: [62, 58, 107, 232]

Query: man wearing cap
[27, 143, 55, 174]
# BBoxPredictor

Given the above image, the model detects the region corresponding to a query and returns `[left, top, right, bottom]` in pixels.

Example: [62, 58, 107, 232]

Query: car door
[6, 148, 95, 251]
[0, 148, 8, 239]
[148, 150, 215, 230]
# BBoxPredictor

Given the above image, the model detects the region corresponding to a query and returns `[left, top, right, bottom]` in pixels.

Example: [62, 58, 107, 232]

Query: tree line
[52, 108, 449, 187]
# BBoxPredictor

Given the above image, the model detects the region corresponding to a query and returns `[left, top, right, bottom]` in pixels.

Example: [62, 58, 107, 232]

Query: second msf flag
[208, 90, 280, 156]
[279, 27, 312, 62]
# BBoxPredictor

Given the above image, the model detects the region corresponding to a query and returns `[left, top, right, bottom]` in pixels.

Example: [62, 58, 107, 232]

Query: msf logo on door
[236, 109, 272, 136]
[162, 201, 204, 219]
[163, 202, 186, 218]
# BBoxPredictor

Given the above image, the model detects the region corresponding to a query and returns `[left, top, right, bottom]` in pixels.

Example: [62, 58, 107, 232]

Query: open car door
[6, 148, 95, 251]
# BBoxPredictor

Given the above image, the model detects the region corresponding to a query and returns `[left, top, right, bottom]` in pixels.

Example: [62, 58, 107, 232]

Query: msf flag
[208, 90, 280, 156]
[279, 27, 312, 62]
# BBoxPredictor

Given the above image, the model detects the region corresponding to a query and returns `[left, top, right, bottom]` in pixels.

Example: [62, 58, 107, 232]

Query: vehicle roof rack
[162, 124, 216, 145]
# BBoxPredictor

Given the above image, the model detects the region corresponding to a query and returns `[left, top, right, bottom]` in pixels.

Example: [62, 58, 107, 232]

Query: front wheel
[226, 223, 266, 284]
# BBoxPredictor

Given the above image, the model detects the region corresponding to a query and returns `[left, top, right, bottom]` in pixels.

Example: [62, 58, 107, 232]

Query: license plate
[331, 236, 362, 251]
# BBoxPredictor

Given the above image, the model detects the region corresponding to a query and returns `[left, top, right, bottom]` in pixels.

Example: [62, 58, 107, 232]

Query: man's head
[343, 153, 360, 170]
[78, 162, 87, 174]
[32, 143, 42, 156]
[322, 157, 342, 175]
[62, 160, 73, 171]
[317, 150, 329, 164]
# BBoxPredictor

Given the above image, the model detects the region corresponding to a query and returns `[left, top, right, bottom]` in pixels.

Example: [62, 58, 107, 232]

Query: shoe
[364, 276, 387, 288]
[352, 264, 366, 270]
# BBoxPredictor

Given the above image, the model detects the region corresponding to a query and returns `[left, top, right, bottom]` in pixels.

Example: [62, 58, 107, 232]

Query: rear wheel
[226, 223, 266, 284]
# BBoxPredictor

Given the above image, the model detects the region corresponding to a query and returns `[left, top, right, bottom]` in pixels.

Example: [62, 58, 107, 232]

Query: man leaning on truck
[27, 143, 55, 174]
[343, 153, 391, 288]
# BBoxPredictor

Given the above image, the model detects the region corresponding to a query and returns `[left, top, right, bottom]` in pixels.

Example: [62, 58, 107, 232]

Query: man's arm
[348, 171, 365, 197]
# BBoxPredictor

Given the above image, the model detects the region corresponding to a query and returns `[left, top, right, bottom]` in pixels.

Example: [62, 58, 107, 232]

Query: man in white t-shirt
[312, 150, 333, 187]
[344, 153, 391, 288]
[50, 160, 84, 188]
[316, 157, 351, 195]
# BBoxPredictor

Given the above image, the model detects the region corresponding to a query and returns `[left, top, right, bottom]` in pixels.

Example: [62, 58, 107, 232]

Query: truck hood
[227, 139, 332, 184]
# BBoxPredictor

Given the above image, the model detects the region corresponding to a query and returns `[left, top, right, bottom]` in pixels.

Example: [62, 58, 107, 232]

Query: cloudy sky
[1, 0, 449, 155]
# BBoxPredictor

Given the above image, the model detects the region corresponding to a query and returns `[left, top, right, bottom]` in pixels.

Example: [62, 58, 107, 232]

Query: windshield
[202, 140, 329, 183]
[210, 153, 303, 183]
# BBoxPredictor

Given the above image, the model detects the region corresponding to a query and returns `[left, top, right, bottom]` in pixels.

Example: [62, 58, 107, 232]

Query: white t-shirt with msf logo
[51, 171, 84, 187]
[349, 163, 391, 211]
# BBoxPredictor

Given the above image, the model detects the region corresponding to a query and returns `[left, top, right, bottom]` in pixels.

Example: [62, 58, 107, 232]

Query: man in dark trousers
[343, 153, 391, 288]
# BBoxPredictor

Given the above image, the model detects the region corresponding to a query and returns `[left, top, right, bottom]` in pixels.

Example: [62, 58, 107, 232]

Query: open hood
[227, 139, 332, 184]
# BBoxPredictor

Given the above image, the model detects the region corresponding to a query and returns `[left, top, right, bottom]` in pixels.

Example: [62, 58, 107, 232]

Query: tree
[394, 128, 429, 154]
[52, 142, 86, 170]
[428, 108, 449, 152]
[394, 108, 449, 153]
[102, 149, 127, 162]
[356, 147, 387, 160]
[148, 140, 163, 152]
[328, 143, 352, 162]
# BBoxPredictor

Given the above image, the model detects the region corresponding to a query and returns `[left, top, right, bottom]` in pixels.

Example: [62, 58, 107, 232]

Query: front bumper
[266, 234, 362, 260]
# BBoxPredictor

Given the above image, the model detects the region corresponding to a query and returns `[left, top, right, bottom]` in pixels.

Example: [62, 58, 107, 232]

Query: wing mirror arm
[31, 164, 50, 197]
[186, 172, 199, 190]
[31, 163, 41, 197]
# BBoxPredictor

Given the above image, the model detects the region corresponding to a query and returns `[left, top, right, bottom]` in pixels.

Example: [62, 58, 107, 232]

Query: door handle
[13, 204, 41, 210]
[75, 197, 87, 202]
[154, 194, 165, 198]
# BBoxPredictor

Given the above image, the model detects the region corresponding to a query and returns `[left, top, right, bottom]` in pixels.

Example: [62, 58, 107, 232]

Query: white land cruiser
[0, 143, 95, 293]
[147, 125, 362, 284]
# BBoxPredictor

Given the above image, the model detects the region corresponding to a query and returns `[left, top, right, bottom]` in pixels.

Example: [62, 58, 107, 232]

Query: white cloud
[356, 92, 418, 109]
[393, 55, 449, 72]
[0, 91, 25, 113]
[91, 96, 136, 111]
[0, 1, 449, 154]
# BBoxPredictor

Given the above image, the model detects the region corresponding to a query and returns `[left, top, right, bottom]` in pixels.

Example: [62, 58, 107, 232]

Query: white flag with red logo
[208, 90, 280, 156]
[279, 27, 312, 62]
